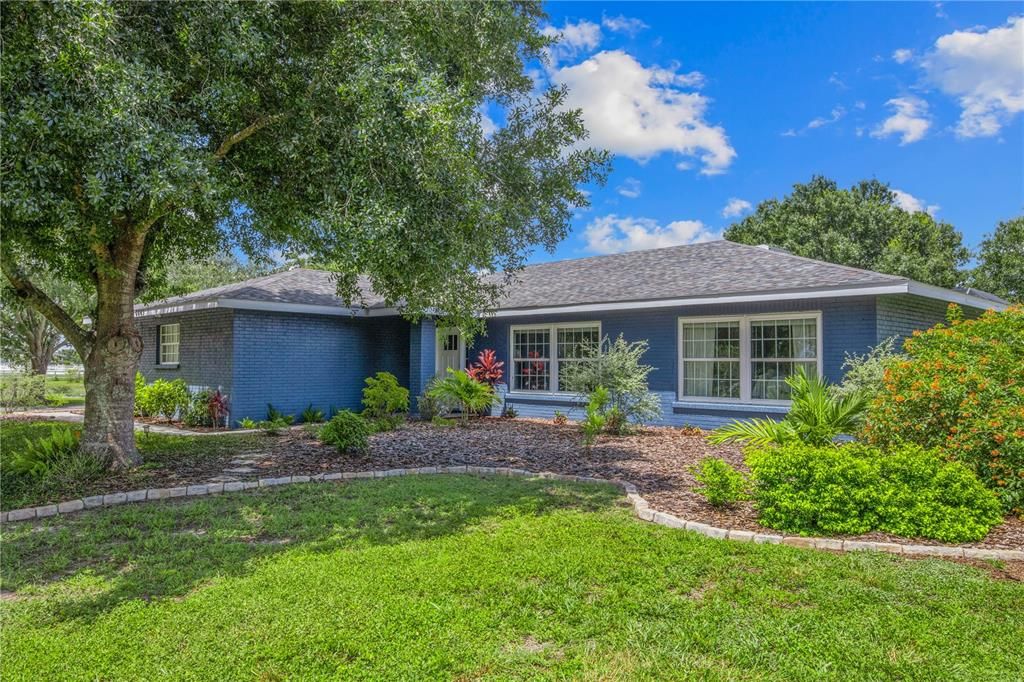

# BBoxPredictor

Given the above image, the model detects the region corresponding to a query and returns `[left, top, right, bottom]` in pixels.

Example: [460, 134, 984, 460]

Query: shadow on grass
[0, 475, 622, 624]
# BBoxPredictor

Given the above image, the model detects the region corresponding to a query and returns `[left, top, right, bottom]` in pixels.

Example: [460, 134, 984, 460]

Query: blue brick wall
[474, 296, 878, 428]
[408, 319, 436, 412]
[875, 294, 982, 348]
[137, 309, 234, 393]
[230, 311, 410, 424]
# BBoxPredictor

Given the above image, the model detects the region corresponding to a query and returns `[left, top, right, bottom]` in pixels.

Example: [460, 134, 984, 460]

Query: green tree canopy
[968, 217, 1023, 303]
[1, 1, 608, 467]
[1, 273, 93, 374]
[138, 252, 271, 304]
[724, 177, 969, 288]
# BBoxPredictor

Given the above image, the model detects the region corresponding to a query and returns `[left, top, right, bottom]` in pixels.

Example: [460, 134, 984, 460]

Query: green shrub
[693, 458, 748, 508]
[560, 334, 661, 432]
[431, 415, 456, 428]
[865, 305, 1024, 514]
[138, 378, 189, 421]
[0, 374, 46, 409]
[319, 410, 371, 452]
[710, 370, 867, 447]
[301, 404, 325, 424]
[238, 417, 258, 429]
[368, 414, 404, 433]
[362, 372, 409, 419]
[257, 417, 292, 435]
[183, 390, 213, 428]
[834, 337, 902, 400]
[9, 426, 82, 477]
[746, 442, 1003, 542]
[581, 386, 608, 447]
[266, 404, 294, 424]
[44, 393, 71, 407]
[427, 369, 498, 424]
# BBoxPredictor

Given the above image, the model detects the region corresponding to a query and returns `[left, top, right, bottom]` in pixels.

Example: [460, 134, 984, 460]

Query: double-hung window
[679, 313, 820, 402]
[158, 323, 180, 365]
[512, 323, 600, 392]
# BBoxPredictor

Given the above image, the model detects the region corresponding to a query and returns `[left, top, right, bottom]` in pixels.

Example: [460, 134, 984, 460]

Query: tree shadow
[0, 475, 622, 624]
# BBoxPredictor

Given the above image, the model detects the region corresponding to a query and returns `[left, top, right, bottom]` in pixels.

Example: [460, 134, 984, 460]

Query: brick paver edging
[2, 467, 1021, 562]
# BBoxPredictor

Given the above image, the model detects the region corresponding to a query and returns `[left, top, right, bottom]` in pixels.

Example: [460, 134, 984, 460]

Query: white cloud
[583, 215, 720, 254]
[541, 19, 602, 64]
[721, 198, 753, 218]
[601, 14, 649, 37]
[872, 96, 932, 144]
[675, 160, 693, 171]
[807, 106, 846, 129]
[551, 50, 736, 175]
[616, 177, 642, 198]
[892, 188, 940, 216]
[892, 48, 914, 64]
[479, 107, 498, 137]
[923, 16, 1024, 138]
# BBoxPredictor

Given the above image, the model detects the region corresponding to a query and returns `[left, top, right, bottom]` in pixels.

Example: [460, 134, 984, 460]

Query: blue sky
[521, 2, 1023, 264]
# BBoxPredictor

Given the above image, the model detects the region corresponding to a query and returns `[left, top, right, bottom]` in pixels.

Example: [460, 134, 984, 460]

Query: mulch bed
[6, 415, 1023, 551]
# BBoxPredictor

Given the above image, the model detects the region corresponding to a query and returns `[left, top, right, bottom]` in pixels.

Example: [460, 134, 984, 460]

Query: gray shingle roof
[488, 240, 906, 310]
[135, 240, 931, 315]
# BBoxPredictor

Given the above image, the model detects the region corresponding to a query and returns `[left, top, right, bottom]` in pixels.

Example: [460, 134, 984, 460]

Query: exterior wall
[230, 311, 410, 424]
[136, 309, 235, 394]
[473, 296, 879, 430]
[408, 319, 437, 412]
[876, 293, 983, 348]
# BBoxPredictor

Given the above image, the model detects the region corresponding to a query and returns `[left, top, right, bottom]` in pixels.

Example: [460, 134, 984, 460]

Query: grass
[0, 374, 86, 406]
[0, 420, 265, 510]
[2, 475, 1022, 681]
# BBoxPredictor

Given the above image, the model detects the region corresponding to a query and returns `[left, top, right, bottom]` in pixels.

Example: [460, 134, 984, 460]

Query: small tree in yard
[560, 335, 661, 434]
[0, 2, 607, 468]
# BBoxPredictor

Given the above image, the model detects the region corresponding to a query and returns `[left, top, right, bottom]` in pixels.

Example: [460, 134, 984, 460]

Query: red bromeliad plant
[467, 349, 505, 387]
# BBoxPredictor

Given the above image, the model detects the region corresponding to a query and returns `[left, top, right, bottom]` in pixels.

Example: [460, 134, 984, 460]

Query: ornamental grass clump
[864, 304, 1024, 514]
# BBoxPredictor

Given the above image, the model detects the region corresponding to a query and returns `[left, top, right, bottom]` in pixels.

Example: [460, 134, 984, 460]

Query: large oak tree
[968, 217, 1023, 304]
[724, 177, 969, 288]
[1, 1, 608, 468]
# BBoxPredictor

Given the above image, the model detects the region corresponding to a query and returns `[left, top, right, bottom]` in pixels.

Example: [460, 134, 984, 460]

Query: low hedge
[746, 442, 1003, 542]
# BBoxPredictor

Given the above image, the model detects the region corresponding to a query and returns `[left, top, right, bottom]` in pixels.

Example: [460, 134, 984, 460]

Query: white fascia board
[906, 282, 1009, 311]
[488, 284, 910, 318]
[134, 300, 221, 318]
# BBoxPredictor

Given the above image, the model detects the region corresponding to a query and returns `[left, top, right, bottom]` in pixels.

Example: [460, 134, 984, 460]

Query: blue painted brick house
[135, 241, 1006, 428]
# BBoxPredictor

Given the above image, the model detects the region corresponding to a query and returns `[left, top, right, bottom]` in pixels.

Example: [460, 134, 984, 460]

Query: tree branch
[213, 114, 282, 160]
[1, 252, 93, 358]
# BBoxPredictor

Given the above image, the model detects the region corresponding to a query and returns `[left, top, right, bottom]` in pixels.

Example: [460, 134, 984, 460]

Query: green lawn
[0, 420, 265, 510]
[1, 476, 1021, 681]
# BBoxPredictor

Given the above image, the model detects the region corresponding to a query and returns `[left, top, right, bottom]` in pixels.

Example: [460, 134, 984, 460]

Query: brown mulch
[6, 415, 1023, 552]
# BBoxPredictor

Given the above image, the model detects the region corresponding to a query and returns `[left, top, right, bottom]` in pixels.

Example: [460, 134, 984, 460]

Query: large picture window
[158, 323, 180, 365]
[678, 314, 820, 403]
[512, 323, 600, 392]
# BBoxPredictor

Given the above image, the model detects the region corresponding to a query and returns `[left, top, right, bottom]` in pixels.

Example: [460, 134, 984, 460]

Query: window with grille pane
[681, 321, 740, 398]
[512, 328, 550, 391]
[751, 318, 817, 400]
[556, 326, 600, 391]
[159, 323, 180, 365]
[443, 333, 459, 351]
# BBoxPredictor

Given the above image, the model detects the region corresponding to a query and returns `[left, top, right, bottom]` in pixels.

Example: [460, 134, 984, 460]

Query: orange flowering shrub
[865, 304, 1024, 514]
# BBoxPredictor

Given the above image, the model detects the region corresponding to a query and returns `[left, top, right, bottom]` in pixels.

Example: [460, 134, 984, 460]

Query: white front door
[436, 328, 465, 377]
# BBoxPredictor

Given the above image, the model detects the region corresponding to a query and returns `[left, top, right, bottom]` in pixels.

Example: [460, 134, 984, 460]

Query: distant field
[0, 374, 86, 407]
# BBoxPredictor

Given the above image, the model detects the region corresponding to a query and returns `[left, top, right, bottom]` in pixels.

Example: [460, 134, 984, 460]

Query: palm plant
[708, 370, 867, 447]
[426, 369, 500, 424]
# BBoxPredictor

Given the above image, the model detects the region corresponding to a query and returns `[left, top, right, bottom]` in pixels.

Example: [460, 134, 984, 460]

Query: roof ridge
[724, 241, 908, 282]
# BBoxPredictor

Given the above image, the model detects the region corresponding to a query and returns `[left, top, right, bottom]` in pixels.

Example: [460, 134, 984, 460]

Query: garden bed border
[1, 467, 1021, 561]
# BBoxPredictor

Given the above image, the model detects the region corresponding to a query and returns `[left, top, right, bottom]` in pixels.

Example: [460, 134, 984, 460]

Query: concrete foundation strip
[1, 467, 1021, 562]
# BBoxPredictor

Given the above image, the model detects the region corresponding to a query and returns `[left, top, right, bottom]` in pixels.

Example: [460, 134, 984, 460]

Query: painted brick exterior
[229, 311, 409, 424]
[408, 319, 437, 411]
[875, 293, 981, 347]
[137, 309, 234, 394]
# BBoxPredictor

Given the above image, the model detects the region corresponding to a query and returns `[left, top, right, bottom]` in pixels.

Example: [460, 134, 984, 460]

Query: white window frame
[158, 323, 180, 366]
[509, 321, 601, 394]
[677, 312, 822, 405]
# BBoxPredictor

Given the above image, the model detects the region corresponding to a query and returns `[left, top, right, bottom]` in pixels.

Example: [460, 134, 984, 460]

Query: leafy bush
[0, 374, 46, 410]
[319, 410, 371, 452]
[501, 405, 518, 419]
[368, 414, 404, 433]
[834, 337, 902, 400]
[426, 369, 499, 424]
[139, 379, 190, 421]
[709, 370, 867, 447]
[431, 415, 456, 427]
[865, 305, 1024, 514]
[467, 349, 504, 387]
[693, 458, 748, 508]
[581, 386, 608, 447]
[183, 390, 213, 428]
[238, 417, 258, 429]
[746, 442, 1003, 542]
[301, 404, 325, 424]
[362, 372, 409, 420]
[552, 410, 568, 426]
[257, 418, 292, 435]
[560, 335, 661, 432]
[45, 393, 71, 407]
[266, 403, 294, 424]
[9, 426, 82, 477]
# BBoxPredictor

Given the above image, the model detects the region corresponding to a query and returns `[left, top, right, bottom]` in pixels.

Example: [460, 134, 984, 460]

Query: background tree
[1, 274, 92, 375]
[724, 177, 969, 287]
[1, 2, 608, 468]
[968, 217, 1023, 303]
[138, 252, 271, 304]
